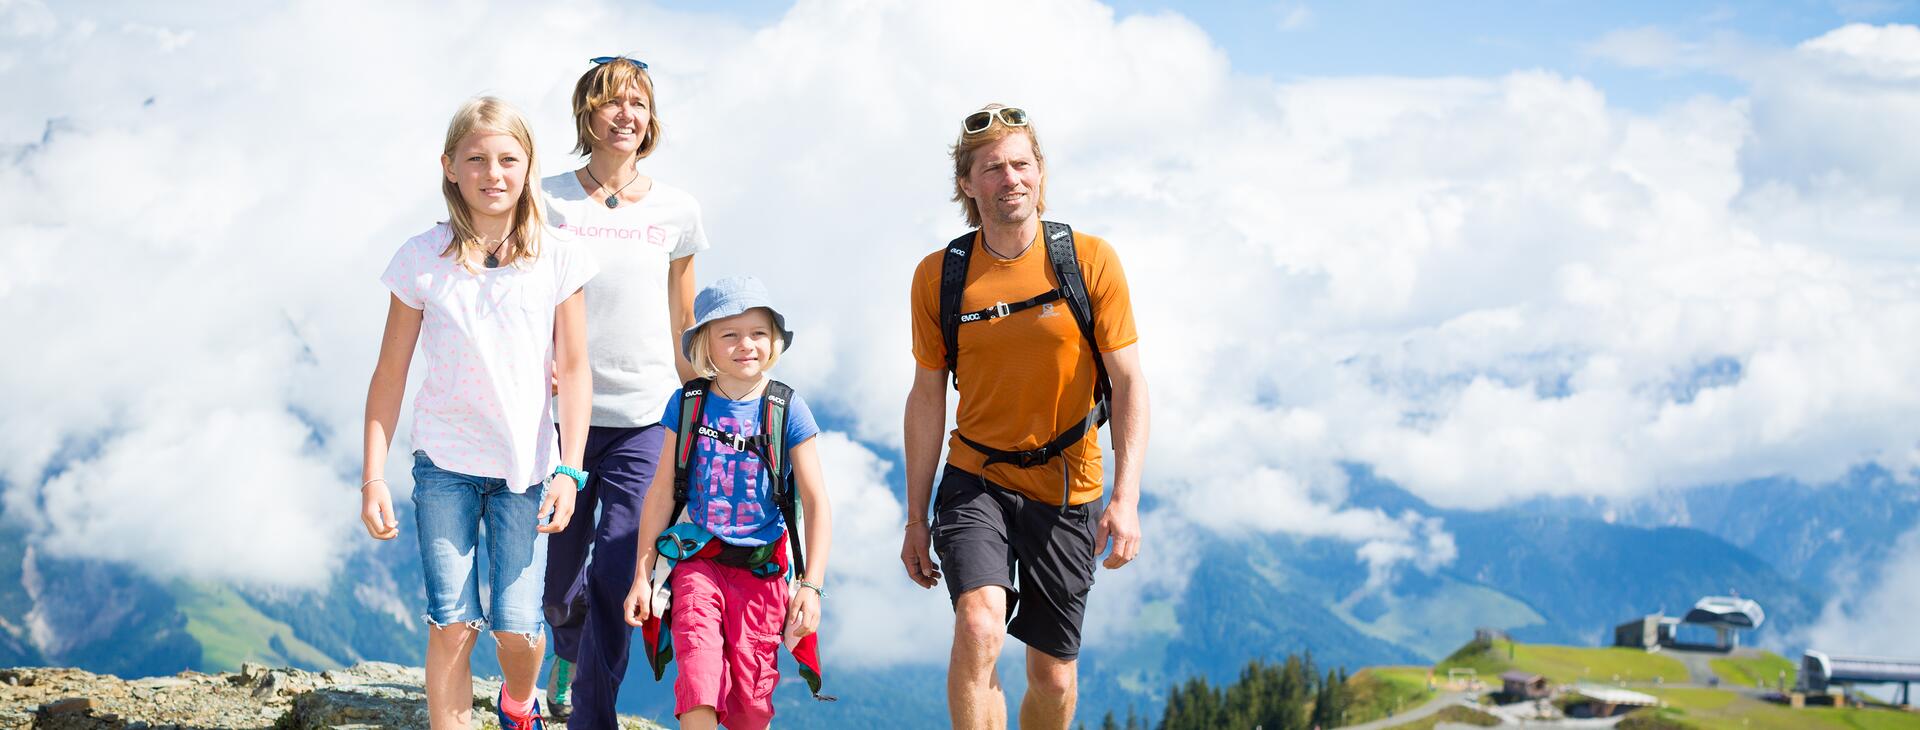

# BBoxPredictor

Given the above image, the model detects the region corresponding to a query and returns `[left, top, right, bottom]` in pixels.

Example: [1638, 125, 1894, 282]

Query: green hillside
[1710, 652, 1796, 690]
[1379, 704, 1500, 729]
[1344, 666, 1435, 725]
[1434, 636, 1687, 684]
[1643, 687, 1920, 730]
[170, 582, 342, 672]
[1413, 640, 1920, 730]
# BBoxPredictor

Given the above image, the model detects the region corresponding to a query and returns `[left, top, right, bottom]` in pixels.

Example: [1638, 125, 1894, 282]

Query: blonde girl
[360, 96, 597, 730]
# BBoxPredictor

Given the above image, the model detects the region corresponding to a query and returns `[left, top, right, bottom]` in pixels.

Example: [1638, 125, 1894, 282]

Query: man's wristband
[552, 465, 589, 491]
[904, 516, 929, 530]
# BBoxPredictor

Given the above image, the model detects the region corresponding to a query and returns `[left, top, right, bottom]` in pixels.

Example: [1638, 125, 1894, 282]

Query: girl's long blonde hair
[440, 96, 544, 271]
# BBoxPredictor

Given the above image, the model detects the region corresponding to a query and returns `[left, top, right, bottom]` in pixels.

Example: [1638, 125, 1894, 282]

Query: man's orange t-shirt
[910, 227, 1138, 506]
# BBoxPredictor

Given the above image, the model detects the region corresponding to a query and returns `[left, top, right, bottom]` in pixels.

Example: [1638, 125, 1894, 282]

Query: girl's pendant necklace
[480, 234, 509, 268]
[584, 165, 640, 209]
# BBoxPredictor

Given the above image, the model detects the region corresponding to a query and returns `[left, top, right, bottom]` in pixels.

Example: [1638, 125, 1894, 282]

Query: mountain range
[2, 465, 1907, 727]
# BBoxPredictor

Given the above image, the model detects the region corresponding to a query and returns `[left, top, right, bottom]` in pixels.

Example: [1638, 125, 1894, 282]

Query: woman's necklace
[713, 378, 766, 401]
[584, 165, 641, 209]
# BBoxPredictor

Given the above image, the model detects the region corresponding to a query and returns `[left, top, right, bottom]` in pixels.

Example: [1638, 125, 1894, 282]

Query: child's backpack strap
[760, 381, 805, 578]
[669, 378, 712, 526]
[938, 230, 976, 388]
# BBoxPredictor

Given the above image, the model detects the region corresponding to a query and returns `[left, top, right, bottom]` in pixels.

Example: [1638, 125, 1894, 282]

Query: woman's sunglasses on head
[591, 56, 649, 70]
[963, 107, 1028, 135]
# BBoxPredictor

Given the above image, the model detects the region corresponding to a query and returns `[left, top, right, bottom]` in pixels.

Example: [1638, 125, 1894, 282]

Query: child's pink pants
[670, 558, 787, 730]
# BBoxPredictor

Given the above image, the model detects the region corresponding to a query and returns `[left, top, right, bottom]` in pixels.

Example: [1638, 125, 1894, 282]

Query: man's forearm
[902, 385, 947, 520]
[1107, 374, 1149, 507]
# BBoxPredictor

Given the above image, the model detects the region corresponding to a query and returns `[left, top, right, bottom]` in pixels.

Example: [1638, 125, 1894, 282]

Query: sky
[3, 0, 1919, 667]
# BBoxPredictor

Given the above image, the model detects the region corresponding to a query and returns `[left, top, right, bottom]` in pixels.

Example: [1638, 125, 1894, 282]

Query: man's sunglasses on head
[963, 107, 1028, 135]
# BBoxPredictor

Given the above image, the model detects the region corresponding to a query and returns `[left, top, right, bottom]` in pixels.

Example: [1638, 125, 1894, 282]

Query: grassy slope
[1648, 687, 1920, 730]
[170, 582, 340, 672]
[1379, 703, 1500, 729]
[1424, 641, 1920, 728]
[1433, 638, 1687, 685]
[1710, 651, 1797, 690]
[1510, 643, 1688, 684]
[1345, 666, 1436, 725]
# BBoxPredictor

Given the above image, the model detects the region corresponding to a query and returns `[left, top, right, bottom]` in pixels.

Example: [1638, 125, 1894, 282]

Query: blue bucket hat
[681, 275, 795, 360]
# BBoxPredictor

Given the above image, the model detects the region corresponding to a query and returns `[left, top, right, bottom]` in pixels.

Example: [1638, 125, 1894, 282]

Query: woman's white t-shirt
[543, 172, 709, 428]
[381, 223, 599, 491]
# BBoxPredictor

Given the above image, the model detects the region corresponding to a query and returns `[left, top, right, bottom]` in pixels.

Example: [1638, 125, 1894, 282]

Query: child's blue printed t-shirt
[662, 388, 819, 547]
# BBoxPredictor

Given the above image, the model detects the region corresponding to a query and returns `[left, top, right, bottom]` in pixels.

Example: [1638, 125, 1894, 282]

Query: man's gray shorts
[931, 465, 1097, 660]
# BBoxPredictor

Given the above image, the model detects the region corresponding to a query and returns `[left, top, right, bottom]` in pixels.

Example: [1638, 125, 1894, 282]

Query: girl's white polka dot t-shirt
[381, 223, 599, 491]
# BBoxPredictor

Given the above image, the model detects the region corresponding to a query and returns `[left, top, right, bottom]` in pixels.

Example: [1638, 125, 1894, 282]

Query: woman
[540, 54, 709, 727]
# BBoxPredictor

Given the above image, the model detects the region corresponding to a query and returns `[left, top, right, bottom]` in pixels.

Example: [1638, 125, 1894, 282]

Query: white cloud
[1801, 526, 1920, 658]
[1274, 2, 1311, 32]
[807, 432, 952, 667]
[1799, 21, 1920, 78]
[1, 0, 57, 39]
[30, 406, 353, 588]
[3, 1, 1920, 663]
[1584, 26, 1698, 69]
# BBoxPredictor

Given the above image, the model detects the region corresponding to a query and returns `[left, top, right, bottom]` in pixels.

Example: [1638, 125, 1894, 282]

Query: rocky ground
[0, 662, 665, 729]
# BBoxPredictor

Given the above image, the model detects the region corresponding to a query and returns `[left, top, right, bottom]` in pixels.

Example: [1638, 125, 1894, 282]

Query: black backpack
[669, 378, 806, 576]
[938, 221, 1111, 507]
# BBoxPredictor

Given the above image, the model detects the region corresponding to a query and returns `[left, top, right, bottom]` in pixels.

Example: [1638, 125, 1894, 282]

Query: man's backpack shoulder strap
[1041, 221, 1097, 343]
[1044, 221, 1113, 427]
[938, 231, 975, 386]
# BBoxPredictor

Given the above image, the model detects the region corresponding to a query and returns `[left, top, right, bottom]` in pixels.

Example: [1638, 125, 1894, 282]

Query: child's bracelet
[796, 579, 826, 600]
[361, 478, 387, 490]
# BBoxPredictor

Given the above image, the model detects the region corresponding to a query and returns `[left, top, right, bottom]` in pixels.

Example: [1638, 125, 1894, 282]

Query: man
[901, 104, 1150, 730]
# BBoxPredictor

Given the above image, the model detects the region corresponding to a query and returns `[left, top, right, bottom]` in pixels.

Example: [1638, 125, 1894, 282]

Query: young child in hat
[623, 276, 833, 730]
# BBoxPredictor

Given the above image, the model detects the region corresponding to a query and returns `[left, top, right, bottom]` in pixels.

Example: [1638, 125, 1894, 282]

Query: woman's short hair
[570, 57, 662, 158]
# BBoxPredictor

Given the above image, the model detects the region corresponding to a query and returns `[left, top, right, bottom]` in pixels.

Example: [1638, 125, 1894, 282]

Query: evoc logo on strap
[949, 247, 968, 256]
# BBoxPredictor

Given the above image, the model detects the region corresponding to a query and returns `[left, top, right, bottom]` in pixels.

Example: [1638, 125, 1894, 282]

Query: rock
[241, 662, 270, 681]
[0, 663, 668, 729]
[250, 670, 279, 698]
[39, 697, 92, 715]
